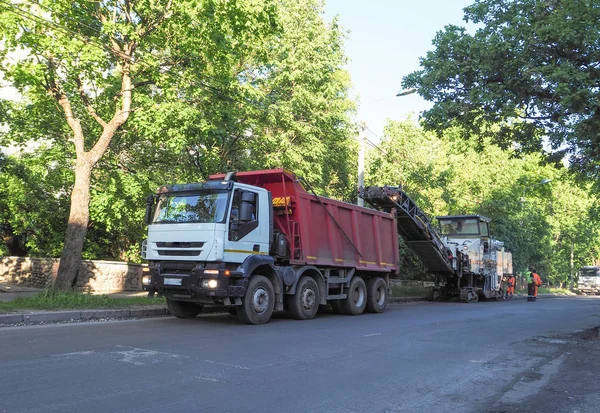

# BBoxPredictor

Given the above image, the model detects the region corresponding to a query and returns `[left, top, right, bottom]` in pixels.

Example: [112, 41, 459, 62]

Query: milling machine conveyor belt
[359, 186, 455, 274]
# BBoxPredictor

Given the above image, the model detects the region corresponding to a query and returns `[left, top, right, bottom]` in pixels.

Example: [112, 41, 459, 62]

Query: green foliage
[391, 285, 430, 297]
[0, 146, 70, 257]
[0, 0, 356, 260]
[367, 119, 600, 285]
[403, 0, 600, 182]
[122, 0, 356, 197]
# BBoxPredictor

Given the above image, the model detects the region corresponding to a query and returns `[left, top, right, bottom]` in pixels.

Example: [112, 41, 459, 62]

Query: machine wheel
[236, 275, 275, 325]
[288, 276, 320, 320]
[466, 290, 479, 303]
[366, 277, 387, 313]
[166, 299, 203, 318]
[341, 276, 367, 315]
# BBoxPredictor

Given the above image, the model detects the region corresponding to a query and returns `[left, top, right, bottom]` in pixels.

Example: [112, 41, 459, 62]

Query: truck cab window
[229, 189, 258, 241]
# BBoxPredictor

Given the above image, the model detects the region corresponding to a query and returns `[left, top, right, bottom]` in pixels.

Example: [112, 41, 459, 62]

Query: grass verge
[538, 287, 574, 295]
[515, 287, 575, 295]
[0, 289, 165, 313]
[391, 286, 430, 297]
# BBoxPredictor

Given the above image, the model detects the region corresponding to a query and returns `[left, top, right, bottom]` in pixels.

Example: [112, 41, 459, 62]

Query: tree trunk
[54, 158, 93, 290]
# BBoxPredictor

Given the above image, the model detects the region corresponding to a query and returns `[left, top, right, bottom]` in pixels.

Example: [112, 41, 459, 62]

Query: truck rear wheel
[288, 276, 320, 320]
[166, 299, 203, 318]
[341, 276, 367, 315]
[366, 277, 387, 313]
[237, 275, 275, 325]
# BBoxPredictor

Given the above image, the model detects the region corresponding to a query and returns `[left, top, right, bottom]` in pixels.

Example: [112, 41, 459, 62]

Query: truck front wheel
[341, 276, 367, 315]
[237, 275, 275, 325]
[166, 299, 203, 318]
[366, 277, 387, 313]
[288, 276, 320, 320]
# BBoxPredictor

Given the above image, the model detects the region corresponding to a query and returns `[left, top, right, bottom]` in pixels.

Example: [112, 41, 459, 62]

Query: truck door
[224, 188, 269, 263]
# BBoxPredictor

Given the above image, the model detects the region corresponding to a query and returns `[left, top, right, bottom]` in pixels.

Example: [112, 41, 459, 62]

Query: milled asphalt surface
[1, 296, 599, 413]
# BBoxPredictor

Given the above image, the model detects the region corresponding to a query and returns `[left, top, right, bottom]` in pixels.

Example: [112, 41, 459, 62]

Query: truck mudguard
[240, 254, 276, 278]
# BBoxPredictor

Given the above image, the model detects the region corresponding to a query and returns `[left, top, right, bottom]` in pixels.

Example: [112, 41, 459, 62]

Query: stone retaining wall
[0, 257, 144, 292]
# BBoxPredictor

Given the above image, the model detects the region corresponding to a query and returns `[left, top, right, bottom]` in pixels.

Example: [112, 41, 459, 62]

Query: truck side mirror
[239, 191, 255, 222]
[145, 195, 156, 225]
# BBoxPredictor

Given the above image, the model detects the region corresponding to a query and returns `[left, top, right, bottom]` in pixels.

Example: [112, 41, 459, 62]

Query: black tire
[166, 299, 203, 318]
[366, 277, 387, 313]
[340, 276, 367, 315]
[288, 276, 320, 320]
[236, 275, 275, 325]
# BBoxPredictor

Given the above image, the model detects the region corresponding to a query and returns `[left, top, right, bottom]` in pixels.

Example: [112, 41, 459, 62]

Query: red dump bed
[211, 169, 399, 274]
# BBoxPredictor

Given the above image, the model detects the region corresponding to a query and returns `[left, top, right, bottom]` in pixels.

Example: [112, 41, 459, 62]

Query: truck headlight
[202, 279, 219, 289]
[141, 239, 148, 259]
[142, 275, 152, 286]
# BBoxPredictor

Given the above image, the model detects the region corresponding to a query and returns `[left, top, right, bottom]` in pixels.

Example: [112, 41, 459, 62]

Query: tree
[403, 0, 600, 180]
[366, 119, 600, 282]
[0, 0, 278, 288]
[124, 0, 356, 199]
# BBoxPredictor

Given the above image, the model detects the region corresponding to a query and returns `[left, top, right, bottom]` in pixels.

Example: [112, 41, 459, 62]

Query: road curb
[0, 293, 577, 327]
[0, 306, 170, 327]
[0, 304, 237, 327]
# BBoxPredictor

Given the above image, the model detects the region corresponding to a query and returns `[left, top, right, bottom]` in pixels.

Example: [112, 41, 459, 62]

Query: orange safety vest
[532, 273, 542, 286]
[507, 276, 515, 287]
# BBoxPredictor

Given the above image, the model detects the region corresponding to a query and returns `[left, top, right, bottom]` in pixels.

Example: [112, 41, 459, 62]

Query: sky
[323, 0, 475, 140]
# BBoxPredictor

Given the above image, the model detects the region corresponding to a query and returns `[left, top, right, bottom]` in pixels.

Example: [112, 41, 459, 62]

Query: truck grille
[156, 242, 204, 248]
[155, 241, 204, 257]
[157, 250, 201, 256]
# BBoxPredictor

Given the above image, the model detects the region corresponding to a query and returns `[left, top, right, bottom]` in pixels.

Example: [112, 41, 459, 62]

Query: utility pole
[357, 124, 366, 207]
[356, 87, 416, 207]
[570, 242, 574, 289]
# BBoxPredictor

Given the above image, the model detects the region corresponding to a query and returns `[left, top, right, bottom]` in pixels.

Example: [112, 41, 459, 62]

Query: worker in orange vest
[532, 269, 542, 301]
[504, 274, 516, 300]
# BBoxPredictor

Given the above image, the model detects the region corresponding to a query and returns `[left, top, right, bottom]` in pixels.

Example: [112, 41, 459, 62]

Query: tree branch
[46, 57, 85, 156]
[75, 76, 107, 128]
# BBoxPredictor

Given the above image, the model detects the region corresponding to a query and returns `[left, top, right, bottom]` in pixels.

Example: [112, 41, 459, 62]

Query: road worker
[525, 267, 535, 302]
[532, 269, 542, 301]
[505, 274, 516, 299]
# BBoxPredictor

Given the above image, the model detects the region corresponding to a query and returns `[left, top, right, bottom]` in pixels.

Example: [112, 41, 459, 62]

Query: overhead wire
[0, 0, 132, 61]
[0, 1, 361, 138]
[0, 0, 270, 112]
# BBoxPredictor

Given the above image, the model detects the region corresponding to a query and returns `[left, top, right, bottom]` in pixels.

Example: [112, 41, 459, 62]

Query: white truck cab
[143, 180, 271, 265]
[577, 266, 600, 295]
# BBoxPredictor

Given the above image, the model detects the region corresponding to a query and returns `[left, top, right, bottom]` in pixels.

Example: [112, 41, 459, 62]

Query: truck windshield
[580, 267, 600, 277]
[153, 191, 229, 224]
[439, 218, 480, 236]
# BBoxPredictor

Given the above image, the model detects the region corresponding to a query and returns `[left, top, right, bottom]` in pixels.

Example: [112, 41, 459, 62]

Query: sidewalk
[0, 283, 42, 302]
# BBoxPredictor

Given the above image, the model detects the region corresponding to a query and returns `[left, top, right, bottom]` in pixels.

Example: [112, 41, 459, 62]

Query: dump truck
[360, 186, 513, 302]
[141, 169, 398, 324]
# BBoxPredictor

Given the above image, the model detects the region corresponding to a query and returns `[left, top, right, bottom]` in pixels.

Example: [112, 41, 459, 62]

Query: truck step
[326, 294, 347, 300]
[327, 277, 348, 285]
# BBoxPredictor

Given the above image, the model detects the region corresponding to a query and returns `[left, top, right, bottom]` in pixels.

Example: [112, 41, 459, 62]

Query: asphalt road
[1, 297, 599, 413]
